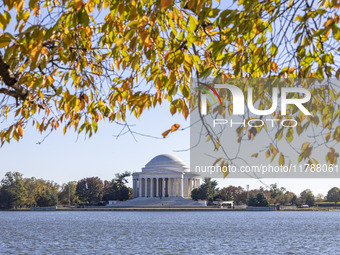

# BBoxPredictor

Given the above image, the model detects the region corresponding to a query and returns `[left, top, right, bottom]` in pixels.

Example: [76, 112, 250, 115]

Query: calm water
[0, 211, 339, 254]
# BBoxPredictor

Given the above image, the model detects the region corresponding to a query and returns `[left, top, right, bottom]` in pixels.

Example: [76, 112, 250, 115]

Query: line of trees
[0, 171, 132, 209]
[191, 178, 340, 207]
[1, 172, 339, 209]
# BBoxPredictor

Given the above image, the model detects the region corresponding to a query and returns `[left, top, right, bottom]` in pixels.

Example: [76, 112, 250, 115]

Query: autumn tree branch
[0, 53, 28, 101]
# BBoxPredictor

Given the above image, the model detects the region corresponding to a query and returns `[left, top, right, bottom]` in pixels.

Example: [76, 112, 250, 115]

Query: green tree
[214, 185, 244, 203]
[256, 193, 269, 207]
[59, 181, 79, 205]
[0, 171, 27, 209]
[327, 187, 340, 205]
[114, 171, 131, 184]
[22, 177, 59, 207]
[247, 192, 269, 207]
[191, 187, 207, 201]
[191, 177, 217, 202]
[300, 189, 315, 207]
[0, 0, 339, 168]
[234, 190, 248, 205]
[36, 189, 58, 207]
[213, 189, 232, 201]
[282, 191, 298, 205]
[247, 194, 258, 207]
[76, 177, 103, 205]
[270, 183, 286, 205]
[23, 177, 38, 207]
[102, 172, 131, 202]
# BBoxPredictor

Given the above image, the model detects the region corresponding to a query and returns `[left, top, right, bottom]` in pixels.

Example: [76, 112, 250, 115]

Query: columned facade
[132, 177, 203, 198]
[132, 154, 200, 199]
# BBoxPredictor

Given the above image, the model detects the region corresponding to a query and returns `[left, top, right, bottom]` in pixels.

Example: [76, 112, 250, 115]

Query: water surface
[0, 211, 339, 254]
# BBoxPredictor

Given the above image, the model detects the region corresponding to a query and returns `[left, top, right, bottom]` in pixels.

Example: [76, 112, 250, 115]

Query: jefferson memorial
[108, 154, 204, 207]
[132, 154, 201, 198]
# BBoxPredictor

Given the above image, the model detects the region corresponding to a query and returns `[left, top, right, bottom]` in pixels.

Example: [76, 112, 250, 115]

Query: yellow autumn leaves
[1, 123, 23, 143]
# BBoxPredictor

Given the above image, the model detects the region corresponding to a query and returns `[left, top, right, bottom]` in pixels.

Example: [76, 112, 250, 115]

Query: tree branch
[0, 53, 28, 100]
[0, 88, 19, 98]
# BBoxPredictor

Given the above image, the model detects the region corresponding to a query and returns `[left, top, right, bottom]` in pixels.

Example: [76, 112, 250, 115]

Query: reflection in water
[0, 211, 339, 254]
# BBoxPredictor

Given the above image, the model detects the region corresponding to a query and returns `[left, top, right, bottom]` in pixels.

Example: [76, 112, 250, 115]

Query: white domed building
[132, 154, 201, 199]
[107, 154, 204, 207]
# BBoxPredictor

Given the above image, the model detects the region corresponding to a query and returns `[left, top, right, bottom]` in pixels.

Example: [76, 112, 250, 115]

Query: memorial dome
[142, 154, 189, 172]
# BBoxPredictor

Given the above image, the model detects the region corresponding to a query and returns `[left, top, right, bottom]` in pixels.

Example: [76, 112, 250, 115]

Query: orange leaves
[326, 148, 339, 164]
[139, 29, 153, 48]
[169, 98, 189, 118]
[47, 75, 54, 85]
[183, 54, 193, 74]
[85, 0, 95, 14]
[187, 0, 195, 9]
[30, 46, 39, 59]
[324, 19, 333, 28]
[254, 47, 262, 56]
[186, 0, 204, 15]
[298, 142, 313, 162]
[74, 0, 83, 12]
[171, 123, 180, 132]
[271, 145, 279, 156]
[160, 0, 174, 11]
[288, 66, 295, 74]
[170, 104, 177, 115]
[260, 144, 281, 163]
[41, 46, 49, 55]
[143, 36, 153, 48]
[182, 99, 189, 119]
[118, 3, 124, 14]
[33, 5, 40, 16]
[271, 62, 279, 72]
[1, 124, 24, 143]
[164, 50, 173, 63]
[301, 142, 310, 151]
[247, 127, 257, 140]
[254, 22, 261, 34]
[323, 15, 339, 28]
[0, 126, 12, 145]
[279, 66, 296, 77]
[236, 37, 244, 48]
[161, 129, 171, 138]
[17, 125, 23, 137]
[15, 0, 24, 12]
[162, 124, 180, 138]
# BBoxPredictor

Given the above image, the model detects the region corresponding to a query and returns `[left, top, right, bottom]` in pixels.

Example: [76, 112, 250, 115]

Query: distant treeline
[1, 172, 340, 209]
[191, 178, 340, 207]
[0, 171, 132, 209]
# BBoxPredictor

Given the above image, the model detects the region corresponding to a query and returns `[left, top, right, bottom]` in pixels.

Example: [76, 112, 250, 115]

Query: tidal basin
[0, 211, 339, 254]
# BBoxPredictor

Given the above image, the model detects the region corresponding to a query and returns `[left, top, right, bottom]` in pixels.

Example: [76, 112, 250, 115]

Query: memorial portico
[132, 154, 200, 199]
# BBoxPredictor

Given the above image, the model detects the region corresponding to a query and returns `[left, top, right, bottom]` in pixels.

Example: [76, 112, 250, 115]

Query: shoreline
[1, 207, 339, 212]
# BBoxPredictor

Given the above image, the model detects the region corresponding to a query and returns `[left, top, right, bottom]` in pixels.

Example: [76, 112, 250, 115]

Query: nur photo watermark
[190, 79, 340, 178]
